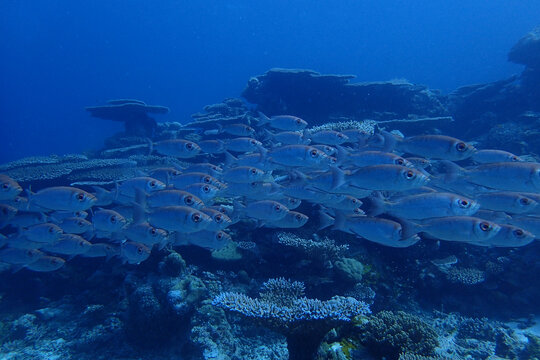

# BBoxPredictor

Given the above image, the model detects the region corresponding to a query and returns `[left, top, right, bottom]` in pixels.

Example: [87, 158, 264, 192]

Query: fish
[180, 183, 221, 203]
[169, 172, 224, 190]
[1, 196, 29, 211]
[471, 149, 523, 164]
[235, 200, 289, 221]
[200, 208, 232, 231]
[337, 149, 413, 168]
[313, 145, 337, 156]
[120, 241, 151, 264]
[395, 134, 476, 160]
[23, 255, 66, 272]
[0, 174, 22, 200]
[368, 192, 479, 219]
[267, 145, 331, 168]
[347, 165, 429, 191]
[183, 163, 223, 178]
[82, 243, 120, 259]
[205, 123, 255, 137]
[307, 130, 349, 145]
[508, 216, 540, 238]
[414, 216, 501, 243]
[42, 234, 92, 256]
[117, 177, 166, 198]
[50, 210, 89, 221]
[146, 206, 212, 233]
[147, 190, 205, 209]
[92, 209, 127, 233]
[265, 130, 310, 145]
[28, 186, 97, 211]
[56, 217, 93, 234]
[0, 248, 44, 265]
[471, 224, 535, 247]
[221, 166, 271, 184]
[198, 140, 226, 154]
[222, 181, 282, 199]
[123, 222, 168, 249]
[148, 167, 182, 186]
[172, 230, 231, 250]
[475, 192, 537, 214]
[257, 113, 308, 131]
[19, 223, 63, 244]
[223, 137, 264, 153]
[152, 139, 201, 158]
[266, 211, 309, 228]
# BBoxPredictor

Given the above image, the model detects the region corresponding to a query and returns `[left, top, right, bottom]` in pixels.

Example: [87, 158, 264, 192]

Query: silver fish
[257, 113, 308, 131]
[198, 140, 225, 154]
[0, 174, 22, 200]
[398, 134, 476, 160]
[347, 165, 429, 191]
[147, 190, 204, 209]
[123, 222, 168, 249]
[153, 139, 201, 158]
[24, 255, 65, 272]
[0, 204, 19, 227]
[183, 163, 223, 177]
[20, 223, 63, 244]
[148, 167, 182, 186]
[172, 230, 231, 250]
[265, 130, 310, 145]
[82, 243, 120, 259]
[268, 145, 331, 168]
[266, 211, 308, 228]
[338, 149, 412, 168]
[117, 177, 166, 197]
[180, 183, 221, 203]
[369, 192, 479, 219]
[56, 217, 93, 234]
[92, 209, 127, 233]
[308, 130, 348, 145]
[0, 248, 44, 265]
[221, 166, 270, 184]
[462, 162, 540, 193]
[236, 200, 289, 221]
[471, 224, 535, 247]
[209, 123, 255, 137]
[476, 192, 537, 214]
[223, 137, 264, 153]
[1, 196, 29, 211]
[471, 149, 523, 164]
[29, 186, 97, 211]
[508, 216, 540, 238]
[147, 206, 212, 233]
[417, 216, 500, 242]
[120, 241, 151, 264]
[42, 234, 92, 256]
[169, 172, 224, 190]
[200, 208, 232, 231]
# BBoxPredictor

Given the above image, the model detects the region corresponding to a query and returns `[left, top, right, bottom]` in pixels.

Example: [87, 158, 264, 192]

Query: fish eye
[519, 197, 530, 205]
[137, 247, 143, 254]
[185, 196, 193, 205]
[217, 232, 223, 239]
[456, 142, 467, 152]
[352, 199, 358, 204]
[79, 241, 85, 247]
[149, 181, 156, 187]
[405, 170, 415, 179]
[1, 183, 8, 189]
[186, 142, 194, 150]
[354, 208, 362, 214]
[192, 213, 201, 222]
[48, 227, 54, 233]
[514, 229, 524, 237]
[250, 168, 257, 174]
[78, 221, 84, 227]
[459, 199, 469, 207]
[396, 158, 405, 165]
[295, 214, 302, 220]
[215, 214, 223, 222]
[295, 119, 301, 124]
[479, 222, 491, 231]
[310, 149, 319, 158]
[150, 228, 157, 235]
[26, 250, 34, 257]
[511, 156, 519, 162]
[203, 185, 210, 192]
[274, 205, 281, 211]
[337, 133, 344, 138]
[110, 215, 117, 224]
[203, 176, 211, 183]
[76, 193, 86, 201]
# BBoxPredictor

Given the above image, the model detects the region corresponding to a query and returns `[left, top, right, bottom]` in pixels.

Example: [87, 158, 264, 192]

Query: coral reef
[274, 232, 349, 262]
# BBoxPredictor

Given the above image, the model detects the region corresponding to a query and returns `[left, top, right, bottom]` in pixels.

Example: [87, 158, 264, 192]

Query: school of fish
[1, 112, 539, 272]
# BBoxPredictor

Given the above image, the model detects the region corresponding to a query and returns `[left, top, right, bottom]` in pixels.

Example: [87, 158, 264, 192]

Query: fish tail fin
[375, 130, 399, 153]
[224, 151, 238, 167]
[330, 165, 346, 189]
[440, 160, 464, 182]
[257, 112, 271, 126]
[394, 217, 421, 240]
[332, 210, 348, 232]
[335, 145, 349, 165]
[318, 207, 335, 230]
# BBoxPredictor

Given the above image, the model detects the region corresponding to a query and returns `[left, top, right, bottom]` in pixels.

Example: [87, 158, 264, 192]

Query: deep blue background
[1, 1, 539, 163]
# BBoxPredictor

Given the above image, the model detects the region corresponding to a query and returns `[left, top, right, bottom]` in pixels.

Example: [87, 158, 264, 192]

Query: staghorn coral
[307, 120, 376, 134]
[213, 278, 370, 360]
[358, 311, 439, 360]
[398, 354, 452, 360]
[275, 232, 348, 261]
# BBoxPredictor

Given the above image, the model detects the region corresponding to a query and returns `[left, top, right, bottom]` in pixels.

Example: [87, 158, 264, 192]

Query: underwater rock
[508, 26, 540, 69]
[334, 258, 364, 283]
[86, 99, 169, 137]
[242, 68, 449, 126]
[159, 251, 187, 277]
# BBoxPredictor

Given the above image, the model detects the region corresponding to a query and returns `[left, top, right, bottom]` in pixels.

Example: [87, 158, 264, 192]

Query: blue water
[1, 0, 538, 163]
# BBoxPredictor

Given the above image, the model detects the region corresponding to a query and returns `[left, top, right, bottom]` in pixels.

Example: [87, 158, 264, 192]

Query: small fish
[200, 208, 232, 231]
[82, 243, 120, 259]
[42, 234, 92, 256]
[153, 139, 201, 158]
[221, 166, 270, 184]
[0, 174, 22, 200]
[205, 123, 255, 137]
[347, 165, 429, 191]
[222, 181, 282, 199]
[172, 230, 231, 250]
[123, 222, 168, 249]
[338, 149, 412, 168]
[180, 183, 221, 203]
[268, 145, 331, 168]
[313, 145, 337, 156]
[266, 211, 309, 228]
[169, 172, 224, 190]
[476, 192, 537, 214]
[28, 186, 97, 211]
[471, 149, 523, 164]
[397, 134, 476, 160]
[120, 241, 151, 264]
[235, 200, 289, 221]
[147, 206, 212, 233]
[416, 216, 500, 243]
[369, 192, 479, 219]
[148, 167, 182, 186]
[508, 216, 540, 238]
[56, 217, 93, 234]
[223, 137, 264, 153]
[92, 209, 127, 233]
[19, 223, 63, 244]
[0, 248, 44, 265]
[265, 130, 310, 145]
[342, 129, 370, 144]
[1, 196, 29, 211]
[471, 224, 535, 247]
[117, 177, 166, 197]
[308, 130, 349, 145]
[257, 113, 308, 131]
[183, 163, 223, 177]
[23, 255, 65, 272]
[147, 190, 205, 209]
[51, 210, 89, 221]
[198, 140, 225, 154]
